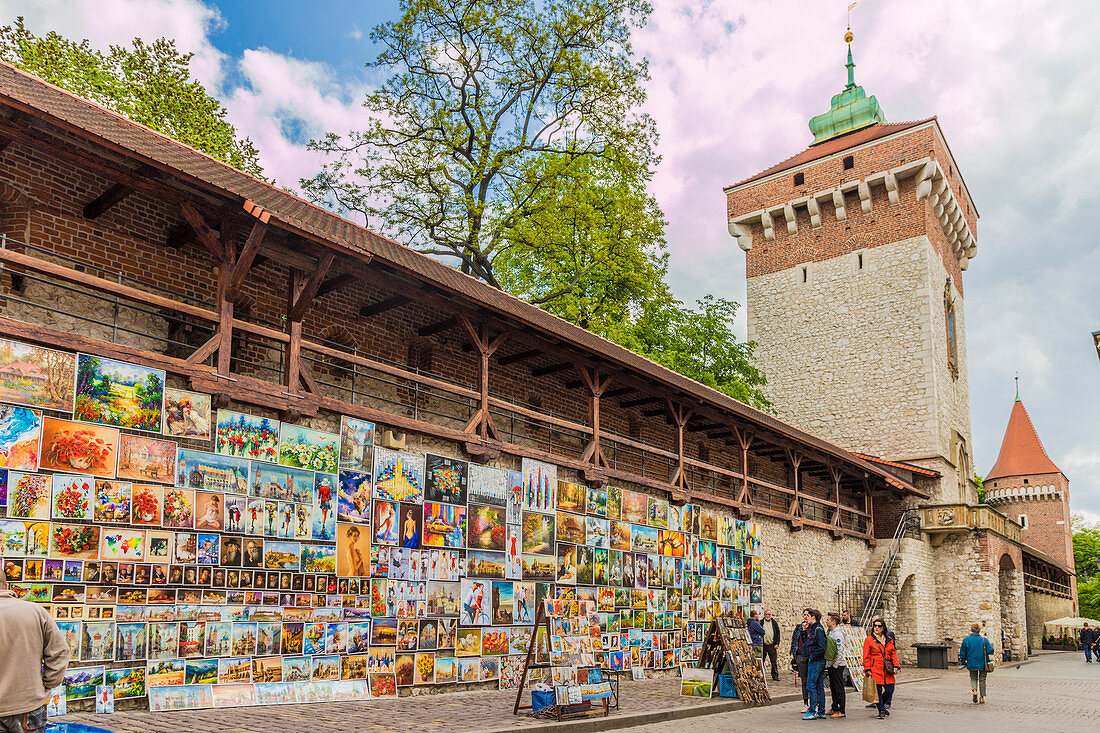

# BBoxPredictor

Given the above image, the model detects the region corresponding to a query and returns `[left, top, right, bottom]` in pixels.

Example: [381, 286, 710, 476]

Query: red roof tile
[724, 119, 935, 190]
[985, 400, 1062, 480]
[851, 453, 940, 478]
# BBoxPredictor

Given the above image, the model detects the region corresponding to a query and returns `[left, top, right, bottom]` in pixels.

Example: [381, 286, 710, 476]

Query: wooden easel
[696, 616, 771, 706]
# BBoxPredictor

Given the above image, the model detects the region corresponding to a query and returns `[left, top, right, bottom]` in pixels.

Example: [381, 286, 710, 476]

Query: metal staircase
[834, 509, 921, 626]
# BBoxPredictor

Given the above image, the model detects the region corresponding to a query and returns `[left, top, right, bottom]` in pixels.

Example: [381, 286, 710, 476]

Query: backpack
[825, 633, 838, 661]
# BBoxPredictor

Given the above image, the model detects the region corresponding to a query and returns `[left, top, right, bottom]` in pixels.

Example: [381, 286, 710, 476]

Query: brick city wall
[1025, 589, 1075, 650]
[986, 472, 1073, 570]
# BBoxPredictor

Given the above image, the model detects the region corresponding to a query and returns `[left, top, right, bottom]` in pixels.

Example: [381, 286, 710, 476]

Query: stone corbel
[728, 220, 753, 251]
[807, 197, 822, 227]
[884, 171, 899, 205]
[832, 190, 847, 222]
[761, 211, 776, 241]
[916, 161, 936, 200]
[783, 203, 797, 234]
[858, 181, 872, 214]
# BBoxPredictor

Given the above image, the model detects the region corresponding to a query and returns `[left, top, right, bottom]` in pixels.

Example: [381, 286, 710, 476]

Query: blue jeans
[1086, 644, 1093, 662]
[807, 660, 826, 715]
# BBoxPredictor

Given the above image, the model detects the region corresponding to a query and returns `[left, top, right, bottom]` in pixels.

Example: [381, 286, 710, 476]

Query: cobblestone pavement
[615, 652, 1100, 733]
[55, 671, 805, 733]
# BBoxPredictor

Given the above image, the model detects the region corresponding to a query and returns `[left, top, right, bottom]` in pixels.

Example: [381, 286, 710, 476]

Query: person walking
[863, 618, 900, 719]
[958, 623, 994, 703]
[802, 608, 828, 720]
[762, 610, 782, 682]
[748, 610, 765, 658]
[825, 612, 847, 718]
[0, 579, 69, 733]
[791, 616, 810, 710]
[1081, 623, 1099, 663]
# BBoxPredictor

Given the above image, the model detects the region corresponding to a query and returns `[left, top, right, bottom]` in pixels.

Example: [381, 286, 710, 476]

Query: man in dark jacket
[1081, 623, 1099, 663]
[748, 610, 765, 652]
[762, 610, 782, 681]
[790, 618, 810, 708]
[802, 608, 828, 719]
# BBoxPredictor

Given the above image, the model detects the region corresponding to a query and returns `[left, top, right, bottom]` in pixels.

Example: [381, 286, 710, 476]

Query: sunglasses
[873, 623, 884, 627]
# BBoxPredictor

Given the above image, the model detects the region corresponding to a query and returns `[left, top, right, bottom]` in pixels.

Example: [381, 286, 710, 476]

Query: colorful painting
[93, 480, 131, 523]
[521, 512, 555, 555]
[622, 490, 648, 524]
[337, 469, 371, 523]
[130, 484, 162, 526]
[422, 501, 466, 549]
[468, 464, 507, 507]
[116, 434, 176, 484]
[586, 486, 608, 517]
[0, 338, 75, 411]
[556, 481, 586, 513]
[373, 500, 398, 546]
[7, 472, 50, 519]
[398, 503, 422, 549]
[99, 529, 145, 561]
[216, 411, 279, 463]
[50, 523, 100, 560]
[521, 458, 555, 513]
[680, 667, 713, 698]
[252, 463, 313, 503]
[460, 578, 493, 626]
[279, 424, 338, 474]
[0, 404, 40, 470]
[194, 491, 224, 531]
[555, 512, 586, 546]
[647, 496, 669, 528]
[39, 417, 118, 478]
[336, 523, 370, 577]
[177, 449, 250, 494]
[373, 448, 424, 504]
[63, 664, 105, 701]
[52, 474, 93, 520]
[467, 504, 506, 551]
[163, 388, 211, 439]
[74, 354, 163, 432]
[313, 474, 337, 540]
[606, 486, 622, 520]
[339, 416, 374, 471]
[162, 486, 196, 529]
[424, 454, 468, 505]
[301, 543, 336, 573]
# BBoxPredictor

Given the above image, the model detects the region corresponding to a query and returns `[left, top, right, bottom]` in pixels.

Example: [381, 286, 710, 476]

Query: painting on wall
[39, 417, 118, 478]
[177, 449, 250, 495]
[92, 480, 131, 523]
[424, 454, 468, 505]
[74, 355, 163, 433]
[422, 502, 467, 549]
[252, 464, 313, 504]
[372, 448, 424, 504]
[621, 490, 648, 525]
[520, 458, 555, 513]
[0, 404, 41, 470]
[278, 424, 338, 475]
[7, 472, 51, 519]
[336, 523, 370, 577]
[339, 417, 374, 472]
[49, 523, 100, 560]
[162, 388, 211, 439]
[337, 470, 371, 523]
[216, 411, 279, 463]
[116, 434, 176, 484]
[51, 474, 93, 521]
[467, 504, 506, 552]
[468, 464, 507, 507]
[0, 338, 76, 411]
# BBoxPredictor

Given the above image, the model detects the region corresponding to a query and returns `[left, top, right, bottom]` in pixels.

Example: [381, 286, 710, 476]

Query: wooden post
[784, 446, 803, 530]
[667, 400, 693, 491]
[734, 427, 754, 517]
[284, 269, 303, 396]
[576, 365, 612, 470]
[828, 464, 844, 539]
[460, 317, 507, 442]
[863, 476, 875, 544]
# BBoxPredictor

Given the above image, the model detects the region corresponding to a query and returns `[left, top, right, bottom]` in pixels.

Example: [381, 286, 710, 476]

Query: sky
[3, 0, 1099, 517]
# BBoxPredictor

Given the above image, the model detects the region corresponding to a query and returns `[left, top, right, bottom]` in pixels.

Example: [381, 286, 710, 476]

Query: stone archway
[894, 574, 918, 664]
[998, 553, 1025, 660]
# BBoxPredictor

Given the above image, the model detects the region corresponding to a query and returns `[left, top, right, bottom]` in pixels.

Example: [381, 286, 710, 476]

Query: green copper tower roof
[808, 33, 886, 145]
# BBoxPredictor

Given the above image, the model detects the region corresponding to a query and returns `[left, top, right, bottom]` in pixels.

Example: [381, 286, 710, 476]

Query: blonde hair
[970, 622, 981, 633]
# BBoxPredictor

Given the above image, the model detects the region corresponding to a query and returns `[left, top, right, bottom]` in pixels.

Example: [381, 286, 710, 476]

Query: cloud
[348, 24, 362, 41]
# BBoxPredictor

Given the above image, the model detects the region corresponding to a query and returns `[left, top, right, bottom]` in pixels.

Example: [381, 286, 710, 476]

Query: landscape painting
[177, 449, 250, 494]
[278, 424, 339, 475]
[0, 338, 75, 411]
[74, 354, 163, 432]
[339, 416, 374, 471]
[680, 667, 713, 698]
[39, 417, 118, 478]
[0, 404, 41, 470]
[163, 388, 211, 439]
[116, 434, 176, 484]
[216, 411, 279, 463]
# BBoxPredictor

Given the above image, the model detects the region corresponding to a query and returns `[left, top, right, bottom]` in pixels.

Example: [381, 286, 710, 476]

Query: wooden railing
[920, 503, 1023, 543]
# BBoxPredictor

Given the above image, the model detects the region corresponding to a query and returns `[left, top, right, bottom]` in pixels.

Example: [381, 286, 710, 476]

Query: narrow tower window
[802, 266, 809, 283]
[842, 155, 854, 170]
[944, 279, 958, 379]
[793, 172, 804, 186]
[857, 252, 864, 270]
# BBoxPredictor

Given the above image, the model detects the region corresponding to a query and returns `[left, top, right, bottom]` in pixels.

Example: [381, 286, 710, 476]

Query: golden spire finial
[846, 2, 857, 43]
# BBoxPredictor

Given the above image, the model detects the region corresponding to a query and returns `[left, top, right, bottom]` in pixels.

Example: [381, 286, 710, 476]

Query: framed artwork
[130, 484, 163, 526]
[647, 497, 669, 529]
[520, 458, 556, 513]
[373, 500, 398, 546]
[555, 512, 586, 546]
[74, 354, 163, 432]
[0, 519, 26, 555]
[194, 491, 224, 531]
[621, 490, 648, 524]
[398, 503, 422, 549]
[556, 481, 585, 513]
[93, 480, 131, 523]
[278, 424, 338, 475]
[176, 449, 250, 494]
[466, 550, 506, 579]
[0, 404, 41, 470]
[337, 469, 371, 523]
[99, 528, 145, 561]
[339, 416, 374, 471]
[467, 504, 506, 551]
[7, 472, 51, 519]
[0, 339, 75, 411]
[49, 523, 100, 560]
[521, 511, 554, 555]
[300, 544, 335, 574]
[52, 474, 93, 521]
[336, 524, 370, 577]
[424, 454, 468, 505]
[252, 463, 314, 504]
[606, 486, 622, 520]
[107, 667, 146, 700]
[162, 487, 196, 529]
[460, 578, 493, 626]
[215, 411, 279, 463]
[162, 388, 211, 439]
[422, 502, 466, 548]
[116, 434, 176, 484]
[680, 667, 713, 698]
[521, 554, 555, 582]
[467, 464, 507, 507]
[312, 474, 337, 540]
[39, 417, 118, 478]
[586, 486, 608, 517]
[372, 448, 424, 504]
[63, 665, 105, 701]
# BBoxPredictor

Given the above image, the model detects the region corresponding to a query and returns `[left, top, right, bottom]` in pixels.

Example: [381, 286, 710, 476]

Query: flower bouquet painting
[7, 472, 51, 519]
[162, 487, 196, 529]
[130, 484, 163, 526]
[51, 475, 93, 521]
[49, 522, 101, 560]
[39, 417, 118, 478]
[216, 411, 279, 463]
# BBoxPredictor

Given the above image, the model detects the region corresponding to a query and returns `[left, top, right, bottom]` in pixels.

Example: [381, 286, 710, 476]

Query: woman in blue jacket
[957, 623, 995, 704]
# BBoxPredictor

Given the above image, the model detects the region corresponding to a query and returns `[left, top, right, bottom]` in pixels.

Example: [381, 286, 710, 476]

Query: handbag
[985, 659, 995, 673]
[884, 657, 895, 675]
[861, 673, 878, 703]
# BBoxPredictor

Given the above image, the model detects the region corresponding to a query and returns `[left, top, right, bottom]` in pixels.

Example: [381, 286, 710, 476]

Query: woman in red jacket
[863, 618, 901, 719]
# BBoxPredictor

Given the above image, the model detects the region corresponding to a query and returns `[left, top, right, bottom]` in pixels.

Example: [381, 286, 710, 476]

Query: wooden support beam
[359, 295, 413, 319]
[418, 318, 458, 337]
[283, 270, 304, 412]
[179, 202, 225, 260]
[224, 219, 269, 303]
[604, 386, 633, 399]
[460, 317, 507, 441]
[289, 252, 336, 323]
[667, 400, 693, 491]
[315, 272, 357, 298]
[621, 395, 663, 409]
[785, 446, 804, 529]
[497, 348, 542, 366]
[735, 427, 754, 517]
[576, 365, 613, 470]
[82, 182, 134, 220]
[531, 362, 572, 377]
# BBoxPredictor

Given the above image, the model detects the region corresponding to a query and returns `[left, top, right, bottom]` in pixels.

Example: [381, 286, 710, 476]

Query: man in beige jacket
[0, 580, 69, 732]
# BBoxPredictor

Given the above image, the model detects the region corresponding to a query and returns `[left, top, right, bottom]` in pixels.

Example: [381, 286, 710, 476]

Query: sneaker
[816, 713, 828, 719]
[877, 713, 887, 719]
[979, 696, 985, 704]
[866, 703, 878, 708]
[884, 709, 890, 716]
[973, 692, 978, 703]
[803, 713, 817, 721]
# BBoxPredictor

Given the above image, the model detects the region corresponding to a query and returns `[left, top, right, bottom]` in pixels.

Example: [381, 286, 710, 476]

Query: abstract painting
[163, 388, 211, 439]
[74, 354, 163, 432]
[0, 404, 41, 470]
[373, 448, 424, 504]
[216, 411, 279, 463]
[520, 458, 555, 513]
[424, 454, 468, 505]
[116, 434, 176, 484]
[39, 417, 118, 478]
[278, 424, 338, 475]
[0, 338, 75, 411]
[468, 464, 507, 507]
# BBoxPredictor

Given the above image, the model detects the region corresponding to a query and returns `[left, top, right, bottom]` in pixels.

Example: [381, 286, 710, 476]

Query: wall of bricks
[986, 471, 1074, 570]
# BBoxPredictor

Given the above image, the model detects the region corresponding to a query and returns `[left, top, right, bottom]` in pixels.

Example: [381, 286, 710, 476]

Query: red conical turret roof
[985, 399, 1062, 480]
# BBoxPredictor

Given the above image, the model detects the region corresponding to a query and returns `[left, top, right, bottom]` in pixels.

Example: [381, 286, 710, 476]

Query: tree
[302, 0, 654, 288]
[974, 473, 985, 503]
[1073, 514, 1100, 579]
[0, 17, 262, 177]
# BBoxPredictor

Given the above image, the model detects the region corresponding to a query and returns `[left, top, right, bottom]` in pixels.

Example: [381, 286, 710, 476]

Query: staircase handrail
[858, 509, 919, 630]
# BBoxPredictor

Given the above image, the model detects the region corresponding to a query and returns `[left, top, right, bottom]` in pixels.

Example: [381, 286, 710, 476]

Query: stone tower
[984, 397, 1074, 572]
[724, 34, 979, 504]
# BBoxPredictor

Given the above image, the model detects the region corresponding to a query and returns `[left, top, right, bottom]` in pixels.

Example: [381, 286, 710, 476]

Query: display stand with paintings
[695, 616, 770, 706]
[512, 598, 613, 721]
[840, 625, 866, 692]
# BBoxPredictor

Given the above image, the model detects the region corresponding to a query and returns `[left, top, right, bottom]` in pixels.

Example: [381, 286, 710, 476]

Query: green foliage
[974, 473, 985, 503]
[0, 17, 262, 177]
[1080, 577, 1100, 622]
[1073, 518, 1100, 579]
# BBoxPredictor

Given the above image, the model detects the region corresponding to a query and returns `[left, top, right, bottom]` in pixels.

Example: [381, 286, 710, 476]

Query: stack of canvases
[0, 336, 766, 712]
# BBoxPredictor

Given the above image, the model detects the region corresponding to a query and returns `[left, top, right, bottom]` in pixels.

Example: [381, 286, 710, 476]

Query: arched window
[945, 279, 958, 379]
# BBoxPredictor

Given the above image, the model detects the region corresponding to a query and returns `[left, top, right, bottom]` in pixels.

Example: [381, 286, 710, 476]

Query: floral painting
[116, 434, 176, 484]
[0, 404, 41, 470]
[339, 416, 374, 471]
[74, 354, 163, 432]
[373, 448, 424, 504]
[162, 487, 196, 529]
[216, 411, 279, 463]
[51, 474, 93, 520]
[278, 424, 338, 474]
[49, 522, 101, 560]
[7, 472, 51, 519]
[162, 388, 211, 439]
[0, 338, 75, 411]
[130, 483, 163, 526]
[39, 417, 118, 478]
[92, 480, 131, 523]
